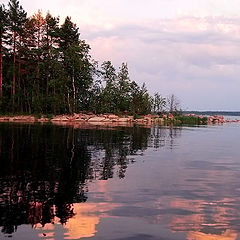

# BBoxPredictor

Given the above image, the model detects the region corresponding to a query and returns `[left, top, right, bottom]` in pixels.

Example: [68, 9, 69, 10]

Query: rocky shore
[0, 113, 162, 125]
[0, 113, 239, 125]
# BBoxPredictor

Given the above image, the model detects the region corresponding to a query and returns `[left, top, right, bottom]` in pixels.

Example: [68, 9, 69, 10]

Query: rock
[69, 113, 80, 121]
[10, 116, 35, 122]
[0, 116, 10, 122]
[128, 116, 134, 121]
[102, 118, 114, 122]
[207, 115, 225, 124]
[73, 118, 86, 122]
[117, 118, 130, 122]
[88, 117, 106, 122]
[168, 113, 174, 119]
[144, 117, 153, 122]
[78, 114, 91, 121]
[51, 115, 69, 121]
[135, 118, 147, 123]
[107, 114, 119, 119]
[37, 117, 50, 122]
[144, 114, 158, 119]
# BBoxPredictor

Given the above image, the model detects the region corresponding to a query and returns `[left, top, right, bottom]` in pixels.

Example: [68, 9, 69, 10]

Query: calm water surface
[0, 122, 240, 240]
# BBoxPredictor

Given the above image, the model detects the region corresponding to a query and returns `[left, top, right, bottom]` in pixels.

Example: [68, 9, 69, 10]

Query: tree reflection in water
[0, 123, 181, 235]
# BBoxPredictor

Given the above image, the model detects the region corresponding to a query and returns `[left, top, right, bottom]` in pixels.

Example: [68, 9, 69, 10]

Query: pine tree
[8, 0, 27, 106]
[21, 17, 38, 113]
[43, 13, 60, 97]
[31, 10, 45, 96]
[0, 4, 8, 96]
[100, 61, 118, 112]
[59, 16, 94, 113]
[117, 63, 132, 112]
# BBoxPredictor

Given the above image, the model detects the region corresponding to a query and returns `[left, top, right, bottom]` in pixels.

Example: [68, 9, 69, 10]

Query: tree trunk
[72, 68, 76, 112]
[0, 38, 2, 96]
[67, 90, 71, 114]
[27, 92, 31, 114]
[46, 29, 50, 96]
[53, 83, 56, 114]
[37, 28, 40, 79]
[23, 78, 27, 112]
[12, 32, 16, 110]
[13, 32, 16, 96]
[18, 62, 21, 108]
[36, 28, 40, 99]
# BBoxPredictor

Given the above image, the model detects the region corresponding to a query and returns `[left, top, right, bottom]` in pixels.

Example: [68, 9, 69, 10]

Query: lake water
[0, 122, 240, 240]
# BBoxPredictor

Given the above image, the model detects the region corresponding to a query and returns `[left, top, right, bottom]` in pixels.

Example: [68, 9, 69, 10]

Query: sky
[3, 0, 240, 111]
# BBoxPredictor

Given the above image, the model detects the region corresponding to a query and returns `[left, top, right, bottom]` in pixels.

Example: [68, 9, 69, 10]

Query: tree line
[0, 0, 180, 115]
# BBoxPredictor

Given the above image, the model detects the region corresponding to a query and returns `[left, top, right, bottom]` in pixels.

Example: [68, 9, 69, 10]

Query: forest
[0, 0, 180, 115]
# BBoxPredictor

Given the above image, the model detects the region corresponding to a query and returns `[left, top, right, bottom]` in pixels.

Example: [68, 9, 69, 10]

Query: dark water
[0, 122, 240, 240]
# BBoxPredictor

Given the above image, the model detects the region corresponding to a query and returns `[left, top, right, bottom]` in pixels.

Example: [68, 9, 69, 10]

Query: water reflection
[1, 123, 240, 239]
[0, 123, 181, 238]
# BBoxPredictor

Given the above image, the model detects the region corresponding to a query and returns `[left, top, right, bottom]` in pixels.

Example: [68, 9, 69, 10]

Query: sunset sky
[3, 0, 240, 110]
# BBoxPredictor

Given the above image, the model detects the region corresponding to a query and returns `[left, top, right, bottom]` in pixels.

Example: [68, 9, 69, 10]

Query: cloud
[83, 16, 240, 110]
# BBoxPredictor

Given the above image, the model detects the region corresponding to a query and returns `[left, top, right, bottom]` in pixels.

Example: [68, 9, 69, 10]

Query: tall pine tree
[59, 16, 94, 113]
[0, 4, 8, 96]
[8, 0, 26, 105]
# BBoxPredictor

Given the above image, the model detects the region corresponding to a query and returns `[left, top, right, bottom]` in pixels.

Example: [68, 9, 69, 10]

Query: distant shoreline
[184, 111, 240, 116]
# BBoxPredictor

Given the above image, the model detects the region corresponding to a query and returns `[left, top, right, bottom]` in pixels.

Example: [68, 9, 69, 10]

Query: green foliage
[33, 112, 41, 119]
[174, 115, 208, 125]
[0, 4, 8, 48]
[97, 62, 152, 115]
[152, 92, 166, 114]
[45, 113, 53, 119]
[8, 0, 27, 34]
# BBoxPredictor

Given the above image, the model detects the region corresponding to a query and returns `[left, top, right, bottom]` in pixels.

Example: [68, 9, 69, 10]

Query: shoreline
[0, 113, 239, 126]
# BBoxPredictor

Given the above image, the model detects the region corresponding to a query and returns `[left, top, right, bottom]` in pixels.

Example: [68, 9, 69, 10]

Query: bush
[174, 115, 207, 125]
